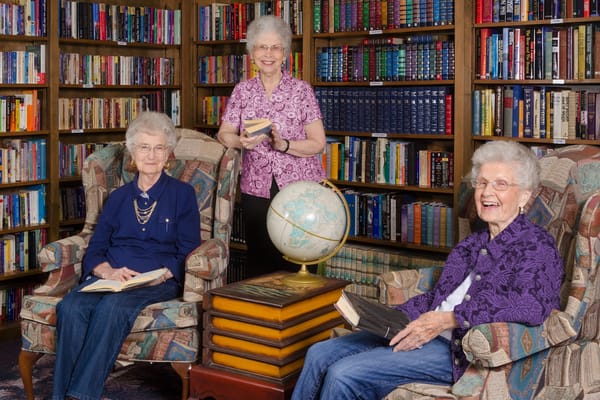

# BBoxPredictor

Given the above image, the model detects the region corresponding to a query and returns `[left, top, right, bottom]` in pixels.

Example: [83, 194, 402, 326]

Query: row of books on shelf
[325, 137, 453, 187]
[313, 0, 455, 33]
[0, 185, 46, 230]
[315, 86, 453, 134]
[198, 0, 303, 41]
[59, 1, 181, 44]
[226, 249, 248, 284]
[59, 142, 108, 178]
[0, 286, 35, 322]
[342, 191, 454, 246]
[0, 230, 46, 275]
[476, 0, 600, 23]
[60, 53, 176, 86]
[0, 0, 46, 37]
[230, 204, 246, 246]
[0, 91, 41, 133]
[0, 139, 46, 183]
[0, 45, 46, 85]
[59, 186, 85, 221]
[472, 85, 600, 140]
[201, 96, 228, 126]
[477, 24, 600, 81]
[57, 90, 181, 130]
[198, 52, 302, 84]
[321, 243, 446, 300]
[315, 35, 454, 82]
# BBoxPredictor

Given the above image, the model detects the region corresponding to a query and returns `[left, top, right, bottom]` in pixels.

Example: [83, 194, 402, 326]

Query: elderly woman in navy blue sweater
[52, 111, 200, 400]
[292, 141, 564, 400]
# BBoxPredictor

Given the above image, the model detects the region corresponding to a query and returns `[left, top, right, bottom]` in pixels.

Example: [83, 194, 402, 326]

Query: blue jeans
[291, 330, 454, 400]
[51, 278, 179, 400]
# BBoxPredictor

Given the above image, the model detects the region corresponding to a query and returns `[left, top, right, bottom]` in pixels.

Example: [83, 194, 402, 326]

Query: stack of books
[202, 271, 349, 384]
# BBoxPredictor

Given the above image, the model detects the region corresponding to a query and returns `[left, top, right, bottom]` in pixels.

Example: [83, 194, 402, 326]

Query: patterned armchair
[18, 129, 241, 400]
[377, 144, 600, 400]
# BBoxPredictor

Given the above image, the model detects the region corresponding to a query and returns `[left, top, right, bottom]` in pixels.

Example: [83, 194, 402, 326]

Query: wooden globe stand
[281, 180, 351, 286]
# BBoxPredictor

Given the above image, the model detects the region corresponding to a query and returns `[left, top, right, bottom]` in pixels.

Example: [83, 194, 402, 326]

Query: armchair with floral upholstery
[18, 129, 241, 400]
[377, 144, 600, 400]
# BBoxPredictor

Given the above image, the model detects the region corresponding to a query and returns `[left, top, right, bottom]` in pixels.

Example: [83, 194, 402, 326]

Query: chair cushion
[20, 295, 200, 362]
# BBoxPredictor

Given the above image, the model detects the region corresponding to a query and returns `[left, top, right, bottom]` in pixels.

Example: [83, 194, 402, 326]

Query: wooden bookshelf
[471, 1, 600, 151]
[312, 1, 473, 295]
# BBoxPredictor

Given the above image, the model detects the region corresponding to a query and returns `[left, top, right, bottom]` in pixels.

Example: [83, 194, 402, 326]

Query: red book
[445, 93, 453, 135]
[479, 28, 490, 79]
[481, 0, 493, 23]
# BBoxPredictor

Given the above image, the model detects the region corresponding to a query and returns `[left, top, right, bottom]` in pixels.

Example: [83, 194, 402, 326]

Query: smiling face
[474, 161, 532, 238]
[132, 131, 169, 178]
[252, 31, 286, 75]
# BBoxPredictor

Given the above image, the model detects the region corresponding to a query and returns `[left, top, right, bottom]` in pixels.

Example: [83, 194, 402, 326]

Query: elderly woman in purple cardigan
[292, 141, 564, 400]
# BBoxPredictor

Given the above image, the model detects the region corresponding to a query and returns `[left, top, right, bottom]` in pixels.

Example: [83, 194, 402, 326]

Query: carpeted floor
[0, 339, 182, 400]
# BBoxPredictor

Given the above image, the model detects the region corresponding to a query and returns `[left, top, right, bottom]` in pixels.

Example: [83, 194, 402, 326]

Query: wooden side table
[189, 364, 297, 400]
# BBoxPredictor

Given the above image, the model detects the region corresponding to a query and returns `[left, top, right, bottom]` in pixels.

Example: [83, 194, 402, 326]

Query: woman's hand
[389, 311, 457, 351]
[93, 263, 139, 282]
[270, 126, 288, 152]
[239, 128, 270, 150]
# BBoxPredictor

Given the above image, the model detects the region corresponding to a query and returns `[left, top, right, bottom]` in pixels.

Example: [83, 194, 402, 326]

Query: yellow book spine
[210, 288, 343, 323]
[212, 352, 304, 378]
[211, 328, 336, 360]
[212, 309, 341, 341]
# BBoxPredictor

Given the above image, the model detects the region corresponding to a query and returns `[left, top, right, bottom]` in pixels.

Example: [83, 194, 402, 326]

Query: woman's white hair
[470, 141, 540, 190]
[125, 111, 177, 153]
[245, 15, 292, 58]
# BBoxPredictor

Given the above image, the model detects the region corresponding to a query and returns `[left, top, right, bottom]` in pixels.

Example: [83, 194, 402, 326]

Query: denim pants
[51, 278, 179, 400]
[291, 330, 454, 400]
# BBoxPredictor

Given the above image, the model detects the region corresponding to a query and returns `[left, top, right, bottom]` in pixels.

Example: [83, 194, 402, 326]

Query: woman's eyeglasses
[136, 144, 168, 155]
[254, 44, 284, 55]
[470, 179, 519, 191]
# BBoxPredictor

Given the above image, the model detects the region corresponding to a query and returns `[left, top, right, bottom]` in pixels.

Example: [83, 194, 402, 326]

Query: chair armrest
[183, 237, 228, 302]
[462, 310, 576, 368]
[377, 266, 442, 305]
[34, 233, 92, 296]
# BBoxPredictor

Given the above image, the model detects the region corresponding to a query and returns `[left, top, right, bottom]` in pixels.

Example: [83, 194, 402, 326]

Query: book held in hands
[243, 118, 272, 137]
[334, 290, 410, 340]
[80, 267, 168, 293]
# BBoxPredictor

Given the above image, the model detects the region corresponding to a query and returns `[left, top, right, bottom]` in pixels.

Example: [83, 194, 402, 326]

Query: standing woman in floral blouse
[217, 15, 326, 278]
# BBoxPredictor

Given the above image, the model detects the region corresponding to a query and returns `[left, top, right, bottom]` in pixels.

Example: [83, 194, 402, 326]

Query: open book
[334, 290, 410, 339]
[80, 268, 168, 293]
[243, 118, 272, 137]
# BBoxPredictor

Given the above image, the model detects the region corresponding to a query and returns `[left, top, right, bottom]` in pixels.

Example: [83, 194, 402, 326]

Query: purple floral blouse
[398, 214, 564, 381]
[221, 71, 326, 198]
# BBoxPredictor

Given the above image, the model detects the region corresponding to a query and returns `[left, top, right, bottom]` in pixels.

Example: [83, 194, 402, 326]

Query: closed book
[243, 118, 272, 137]
[203, 348, 303, 381]
[203, 323, 341, 365]
[202, 272, 348, 324]
[334, 290, 409, 339]
[203, 308, 344, 343]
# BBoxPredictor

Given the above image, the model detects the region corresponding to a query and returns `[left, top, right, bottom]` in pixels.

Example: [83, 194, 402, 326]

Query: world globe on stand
[266, 180, 349, 285]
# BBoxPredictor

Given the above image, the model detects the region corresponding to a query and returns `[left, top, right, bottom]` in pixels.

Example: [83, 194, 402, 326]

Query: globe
[267, 180, 349, 284]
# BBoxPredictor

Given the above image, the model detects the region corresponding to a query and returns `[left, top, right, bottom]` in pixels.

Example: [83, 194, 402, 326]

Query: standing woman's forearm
[217, 122, 242, 149]
[285, 120, 326, 157]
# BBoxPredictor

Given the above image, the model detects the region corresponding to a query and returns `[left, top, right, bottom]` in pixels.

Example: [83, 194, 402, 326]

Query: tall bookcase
[313, 1, 473, 297]
[0, 0, 192, 340]
[0, 0, 50, 340]
[472, 1, 600, 152]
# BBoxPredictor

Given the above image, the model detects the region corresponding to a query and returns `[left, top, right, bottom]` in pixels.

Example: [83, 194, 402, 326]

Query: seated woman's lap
[57, 279, 180, 327]
[300, 330, 454, 400]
